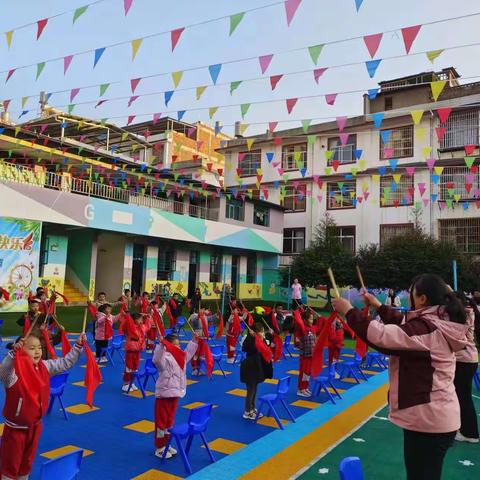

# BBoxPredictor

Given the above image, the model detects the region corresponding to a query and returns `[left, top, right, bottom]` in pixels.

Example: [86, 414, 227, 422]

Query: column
[123, 241, 133, 291]
[198, 251, 210, 282]
[144, 245, 159, 294]
[239, 256, 247, 283]
[88, 235, 98, 300]
[222, 254, 232, 285]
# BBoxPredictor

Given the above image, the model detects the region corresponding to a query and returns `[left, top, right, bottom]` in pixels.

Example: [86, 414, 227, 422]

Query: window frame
[326, 180, 357, 210]
[238, 149, 262, 178]
[379, 175, 415, 208]
[379, 125, 414, 160]
[379, 223, 415, 247]
[438, 218, 480, 254]
[283, 184, 306, 213]
[225, 197, 245, 221]
[157, 248, 176, 281]
[253, 204, 270, 227]
[327, 225, 356, 252]
[246, 254, 257, 283]
[281, 143, 308, 171]
[283, 228, 306, 254]
[327, 134, 357, 166]
[209, 252, 223, 283]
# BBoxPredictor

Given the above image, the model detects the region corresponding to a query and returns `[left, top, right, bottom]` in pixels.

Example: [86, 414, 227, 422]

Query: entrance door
[231, 255, 239, 298]
[188, 251, 199, 297]
[131, 244, 145, 296]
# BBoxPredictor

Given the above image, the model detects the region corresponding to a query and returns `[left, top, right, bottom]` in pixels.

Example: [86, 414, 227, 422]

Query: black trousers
[245, 382, 258, 413]
[95, 339, 108, 358]
[454, 361, 479, 439]
[403, 429, 455, 480]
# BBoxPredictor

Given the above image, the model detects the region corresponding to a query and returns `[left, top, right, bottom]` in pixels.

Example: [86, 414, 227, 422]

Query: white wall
[95, 232, 126, 300]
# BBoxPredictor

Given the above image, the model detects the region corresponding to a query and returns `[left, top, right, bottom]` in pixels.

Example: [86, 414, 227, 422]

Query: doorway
[231, 255, 240, 297]
[131, 243, 145, 295]
[188, 251, 199, 297]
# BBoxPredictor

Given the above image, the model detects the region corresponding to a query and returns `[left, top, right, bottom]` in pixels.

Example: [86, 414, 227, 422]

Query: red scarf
[121, 313, 140, 341]
[293, 309, 307, 338]
[197, 338, 213, 378]
[103, 315, 113, 340]
[246, 311, 254, 327]
[151, 307, 165, 337]
[199, 313, 209, 338]
[165, 303, 175, 328]
[273, 334, 283, 362]
[254, 334, 273, 363]
[232, 313, 242, 337]
[215, 309, 224, 339]
[41, 329, 57, 359]
[311, 312, 337, 377]
[354, 306, 369, 359]
[87, 303, 98, 320]
[84, 341, 102, 407]
[23, 314, 31, 336]
[55, 292, 69, 305]
[61, 329, 72, 356]
[271, 310, 280, 332]
[140, 297, 149, 314]
[162, 339, 186, 369]
[169, 298, 178, 310]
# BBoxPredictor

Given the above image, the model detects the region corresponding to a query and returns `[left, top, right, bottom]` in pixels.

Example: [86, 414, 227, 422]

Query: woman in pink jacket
[153, 333, 197, 459]
[333, 274, 468, 480]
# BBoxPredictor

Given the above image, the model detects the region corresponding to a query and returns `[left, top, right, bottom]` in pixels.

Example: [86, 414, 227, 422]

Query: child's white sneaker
[243, 411, 253, 419]
[130, 384, 138, 391]
[121, 384, 130, 393]
[99, 357, 108, 363]
[168, 445, 178, 455]
[155, 447, 172, 459]
[252, 409, 264, 419]
[455, 432, 479, 443]
[226, 358, 235, 364]
[297, 389, 311, 398]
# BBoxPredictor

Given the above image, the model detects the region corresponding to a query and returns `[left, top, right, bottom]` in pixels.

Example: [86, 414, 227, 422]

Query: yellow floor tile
[65, 404, 100, 415]
[186, 379, 198, 386]
[340, 378, 363, 384]
[291, 353, 300, 357]
[291, 399, 321, 409]
[212, 370, 232, 375]
[0, 424, 3, 436]
[182, 402, 217, 410]
[205, 438, 246, 455]
[41, 445, 94, 459]
[80, 364, 105, 368]
[256, 416, 290, 429]
[264, 378, 279, 385]
[124, 420, 155, 434]
[327, 387, 346, 394]
[131, 469, 183, 480]
[362, 370, 380, 375]
[71, 381, 104, 387]
[227, 388, 247, 397]
[342, 353, 354, 358]
[287, 370, 300, 375]
[125, 390, 154, 398]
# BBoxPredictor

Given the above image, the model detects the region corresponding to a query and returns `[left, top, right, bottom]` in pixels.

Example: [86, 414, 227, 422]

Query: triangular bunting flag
[196, 86, 207, 100]
[431, 80, 447, 101]
[94, 48, 106, 68]
[286, 98, 298, 114]
[285, 0, 302, 26]
[230, 81, 242, 94]
[302, 120, 311, 133]
[209, 107, 218, 119]
[270, 75, 283, 90]
[259, 55, 273, 74]
[73, 6, 88, 24]
[37, 19, 48, 40]
[426, 49, 444, 63]
[241, 104, 251, 119]
[36, 62, 46, 80]
[325, 93, 337, 105]
[372, 112, 384, 129]
[308, 44, 324, 65]
[171, 27, 185, 51]
[401, 25, 421, 54]
[314, 67, 327, 84]
[355, 0, 364, 11]
[165, 90, 174, 106]
[437, 107, 452, 124]
[363, 33, 383, 58]
[208, 64, 222, 84]
[336, 116, 347, 132]
[410, 109, 424, 125]
[130, 78, 141, 94]
[100, 83, 110, 96]
[127, 115, 136, 126]
[171, 71, 183, 88]
[365, 59, 381, 78]
[124, 0, 134, 15]
[5, 69, 15, 83]
[131, 38, 143, 61]
[5, 31, 13, 49]
[70, 88, 80, 102]
[63, 55, 74, 75]
[229, 12, 245, 35]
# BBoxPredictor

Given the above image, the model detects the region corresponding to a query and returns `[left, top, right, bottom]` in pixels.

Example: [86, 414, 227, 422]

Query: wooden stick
[327, 267, 340, 298]
[356, 265, 366, 291]
[23, 313, 40, 341]
[260, 317, 272, 332]
[81, 308, 87, 334]
[241, 319, 254, 334]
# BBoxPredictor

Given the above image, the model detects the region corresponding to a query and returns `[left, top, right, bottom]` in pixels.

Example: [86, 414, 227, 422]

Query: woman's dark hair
[457, 292, 480, 342]
[165, 333, 178, 343]
[301, 310, 313, 322]
[410, 274, 466, 324]
[252, 323, 264, 334]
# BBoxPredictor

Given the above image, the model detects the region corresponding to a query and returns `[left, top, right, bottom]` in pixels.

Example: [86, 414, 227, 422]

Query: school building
[0, 109, 283, 313]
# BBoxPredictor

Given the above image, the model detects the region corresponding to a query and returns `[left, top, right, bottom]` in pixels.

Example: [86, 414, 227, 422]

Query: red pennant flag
[84, 341, 102, 407]
[6, 69, 15, 83]
[314, 67, 327, 84]
[199, 312, 209, 338]
[171, 27, 185, 51]
[61, 329, 72, 356]
[437, 107, 452, 124]
[246, 312, 254, 327]
[216, 308, 224, 339]
[165, 303, 175, 328]
[162, 339, 186, 369]
[268, 122, 278, 133]
[270, 74, 283, 90]
[151, 307, 165, 337]
[198, 338, 213, 378]
[435, 127, 446, 142]
[271, 310, 280, 332]
[127, 115, 136, 125]
[130, 78, 141, 93]
[121, 313, 139, 339]
[401, 24, 421, 54]
[54, 291, 69, 305]
[363, 33, 383, 58]
[232, 313, 242, 337]
[286, 98, 298, 114]
[37, 19, 48, 40]
[255, 334, 273, 363]
[465, 145, 476, 156]
[41, 329, 57, 359]
[87, 302, 98, 320]
[273, 334, 283, 362]
[0, 287, 10, 301]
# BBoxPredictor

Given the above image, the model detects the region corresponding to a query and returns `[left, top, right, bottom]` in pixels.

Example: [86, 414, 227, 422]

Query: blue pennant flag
[365, 59, 381, 78]
[368, 88, 379, 100]
[389, 159, 398, 171]
[215, 123, 223, 135]
[209, 64, 222, 85]
[372, 112, 384, 129]
[345, 174, 353, 180]
[462, 202, 469, 210]
[94, 47, 106, 68]
[18, 110, 29, 118]
[378, 166, 387, 176]
[355, 0, 364, 12]
[165, 91, 174, 107]
[380, 129, 392, 144]
[266, 152, 274, 163]
[300, 167, 307, 177]
[354, 149, 363, 160]
[220, 140, 228, 148]
[177, 110, 186, 121]
[273, 180, 280, 189]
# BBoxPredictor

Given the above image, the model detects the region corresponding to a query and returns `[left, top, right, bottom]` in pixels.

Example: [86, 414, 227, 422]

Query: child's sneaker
[305, 388, 312, 396]
[227, 358, 235, 364]
[168, 446, 178, 455]
[455, 432, 479, 443]
[297, 389, 311, 398]
[243, 411, 253, 419]
[192, 369, 199, 376]
[121, 384, 130, 393]
[99, 357, 108, 364]
[252, 409, 264, 419]
[154, 447, 172, 459]
[130, 384, 138, 392]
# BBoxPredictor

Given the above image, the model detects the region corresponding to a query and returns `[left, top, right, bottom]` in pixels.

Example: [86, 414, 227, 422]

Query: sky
[1, 0, 480, 136]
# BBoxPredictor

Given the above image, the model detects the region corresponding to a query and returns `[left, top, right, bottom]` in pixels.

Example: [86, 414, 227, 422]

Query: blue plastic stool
[200, 345, 225, 378]
[311, 366, 342, 404]
[233, 342, 246, 365]
[338, 354, 368, 384]
[40, 448, 83, 480]
[47, 372, 69, 420]
[339, 456, 364, 480]
[365, 351, 387, 369]
[175, 316, 186, 336]
[474, 364, 480, 390]
[110, 334, 125, 362]
[127, 358, 158, 398]
[255, 376, 296, 429]
[161, 404, 216, 474]
[282, 335, 294, 359]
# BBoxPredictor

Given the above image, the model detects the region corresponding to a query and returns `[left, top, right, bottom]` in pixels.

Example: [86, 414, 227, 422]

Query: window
[327, 226, 356, 252]
[441, 110, 479, 149]
[210, 252, 223, 282]
[380, 224, 414, 246]
[283, 228, 306, 254]
[439, 166, 480, 201]
[380, 125, 414, 159]
[380, 175, 414, 207]
[327, 135, 357, 165]
[439, 219, 480, 254]
[283, 185, 306, 212]
[384, 96, 393, 111]
[282, 143, 308, 171]
[327, 181, 356, 210]
[253, 205, 270, 227]
[225, 198, 245, 221]
[246, 255, 257, 283]
[238, 149, 261, 177]
[157, 249, 176, 280]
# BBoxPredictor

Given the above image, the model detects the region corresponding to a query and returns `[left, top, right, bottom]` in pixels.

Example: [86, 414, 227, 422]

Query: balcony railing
[0, 161, 219, 221]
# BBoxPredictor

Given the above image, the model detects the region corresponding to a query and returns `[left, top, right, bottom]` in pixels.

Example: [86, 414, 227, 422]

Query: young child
[146, 300, 165, 352]
[0, 333, 85, 480]
[189, 308, 217, 375]
[226, 306, 245, 364]
[95, 303, 120, 362]
[136, 292, 150, 314]
[297, 311, 319, 398]
[327, 315, 344, 378]
[121, 313, 152, 392]
[153, 333, 197, 459]
[168, 294, 184, 330]
[240, 324, 273, 419]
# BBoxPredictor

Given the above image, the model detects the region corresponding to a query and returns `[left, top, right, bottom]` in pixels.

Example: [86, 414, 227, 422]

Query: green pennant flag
[99, 83, 110, 96]
[68, 104, 75, 114]
[308, 44, 324, 65]
[209, 107, 218, 119]
[301, 120, 311, 134]
[324, 150, 333, 160]
[230, 81, 242, 95]
[446, 199, 453, 208]
[307, 134, 316, 145]
[73, 6, 88, 24]
[36, 62, 46, 80]
[229, 12, 245, 36]
[426, 49, 444, 64]
[464, 156, 475, 168]
[241, 103, 251, 119]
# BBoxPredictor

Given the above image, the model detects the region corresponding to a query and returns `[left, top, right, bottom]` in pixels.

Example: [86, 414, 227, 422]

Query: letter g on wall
[84, 204, 95, 221]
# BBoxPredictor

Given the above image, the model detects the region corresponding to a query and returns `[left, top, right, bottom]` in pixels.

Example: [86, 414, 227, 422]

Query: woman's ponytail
[443, 291, 467, 325]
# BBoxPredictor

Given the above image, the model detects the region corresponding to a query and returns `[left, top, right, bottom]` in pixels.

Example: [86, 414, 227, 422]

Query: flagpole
[81, 308, 87, 334]
[23, 313, 40, 341]
[356, 266, 366, 291]
[452, 259, 458, 291]
[327, 267, 340, 298]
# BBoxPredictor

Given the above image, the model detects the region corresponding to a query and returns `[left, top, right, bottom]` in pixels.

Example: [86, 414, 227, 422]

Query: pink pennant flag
[273, 137, 282, 145]
[383, 148, 394, 159]
[5, 69, 15, 83]
[270, 75, 283, 90]
[423, 199, 429, 207]
[40, 124, 48, 134]
[437, 107, 452, 124]
[95, 100, 107, 108]
[406, 166, 416, 176]
[37, 19, 48, 40]
[127, 115, 136, 126]
[124, 0, 133, 15]
[171, 28, 185, 51]
[325, 93, 337, 105]
[63, 55, 74, 75]
[268, 122, 278, 133]
[286, 98, 298, 114]
[317, 195, 323, 202]
[336, 116, 347, 132]
[277, 168, 284, 176]
[363, 33, 383, 58]
[238, 153, 247, 162]
[435, 127, 446, 142]
[465, 145, 476, 156]
[401, 25, 421, 54]
[417, 183, 426, 196]
[196, 140, 204, 150]
[70, 88, 80, 102]
[259, 54, 274, 74]
[2, 100, 10, 111]
[314, 68, 327, 84]
[339, 133, 349, 146]
[426, 158, 436, 170]
[128, 96, 139, 107]
[285, 0, 302, 26]
[130, 78, 141, 93]
[153, 113, 162, 124]
[187, 127, 196, 138]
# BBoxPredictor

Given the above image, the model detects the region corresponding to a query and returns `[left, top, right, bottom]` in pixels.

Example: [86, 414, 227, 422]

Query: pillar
[123, 241, 133, 291]
[198, 251, 210, 282]
[144, 245, 159, 294]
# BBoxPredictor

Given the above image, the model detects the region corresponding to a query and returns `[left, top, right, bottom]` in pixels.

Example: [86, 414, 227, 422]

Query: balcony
[0, 161, 219, 221]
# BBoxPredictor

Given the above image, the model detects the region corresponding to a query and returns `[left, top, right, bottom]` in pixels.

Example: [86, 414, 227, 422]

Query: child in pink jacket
[152, 333, 197, 459]
[333, 273, 468, 480]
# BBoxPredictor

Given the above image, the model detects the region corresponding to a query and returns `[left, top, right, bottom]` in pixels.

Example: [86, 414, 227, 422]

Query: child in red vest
[95, 303, 120, 363]
[328, 316, 344, 378]
[297, 310, 319, 398]
[153, 333, 198, 459]
[226, 306, 246, 364]
[121, 313, 152, 392]
[146, 300, 165, 352]
[0, 333, 85, 480]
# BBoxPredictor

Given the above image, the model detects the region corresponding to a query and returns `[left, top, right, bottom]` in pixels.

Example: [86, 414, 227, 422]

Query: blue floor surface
[0, 333, 385, 479]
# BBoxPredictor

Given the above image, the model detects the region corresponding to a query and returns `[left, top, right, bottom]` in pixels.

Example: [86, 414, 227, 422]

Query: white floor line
[289, 403, 388, 479]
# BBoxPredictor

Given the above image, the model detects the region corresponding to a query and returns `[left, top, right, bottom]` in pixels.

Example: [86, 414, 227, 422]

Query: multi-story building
[0, 108, 283, 312]
[221, 67, 480, 266]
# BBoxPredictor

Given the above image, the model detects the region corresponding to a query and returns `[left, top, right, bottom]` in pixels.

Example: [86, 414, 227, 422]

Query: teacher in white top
[291, 278, 303, 309]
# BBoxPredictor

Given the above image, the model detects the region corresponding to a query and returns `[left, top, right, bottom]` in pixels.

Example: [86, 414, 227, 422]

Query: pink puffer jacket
[124, 318, 152, 352]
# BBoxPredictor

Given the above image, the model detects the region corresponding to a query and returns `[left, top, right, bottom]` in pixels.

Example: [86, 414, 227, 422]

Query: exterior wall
[66, 229, 95, 294]
[95, 232, 126, 300]
[40, 234, 68, 294]
[144, 246, 159, 292]
[174, 249, 190, 283]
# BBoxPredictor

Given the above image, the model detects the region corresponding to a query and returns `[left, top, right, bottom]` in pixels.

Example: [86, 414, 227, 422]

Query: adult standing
[291, 278, 303, 309]
[190, 287, 202, 314]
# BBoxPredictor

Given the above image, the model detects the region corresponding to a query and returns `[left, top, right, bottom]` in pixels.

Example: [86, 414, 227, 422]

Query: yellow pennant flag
[393, 173, 402, 183]
[21, 96, 29, 109]
[416, 127, 426, 142]
[172, 71, 183, 88]
[5, 31, 13, 49]
[121, 132, 129, 141]
[246, 138, 255, 150]
[434, 166, 444, 175]
[410, 109, 424, 125]
[351, 167, 358, 176]
[196, 86, 207, 100]
[426, 49, 444, 64]
[372, 174, 380, 183]
[423, 146, 432, 157]
[15, 127, 21, 137]
[131, 38, 143, 61]
[361, 181, 369, 191]
[371, 198, 378, 206]
[430, 80, 447, 102]
[358, 159, 366, 170]
[240, 124, 250, 136]
[209, 107, 218, 119]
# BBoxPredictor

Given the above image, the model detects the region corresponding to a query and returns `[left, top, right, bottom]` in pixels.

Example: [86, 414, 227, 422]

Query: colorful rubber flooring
[0, 333, 389, 479]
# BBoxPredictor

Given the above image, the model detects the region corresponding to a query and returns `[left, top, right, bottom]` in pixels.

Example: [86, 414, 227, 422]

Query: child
[153, 333, 197, 459]
[297, 311, 319, 398]
[121, 313, 152, 392]
[385, 289, 401, 308]
[0, 333, 85, 480]
[136, 292, 150, 314]
[226, 306, 245, 364]
[169, 294, 184, 330]
[146, 300, 165, 352]
[119, 289, 133, 311]
[95, 303, 120, 362]
[240, 324, 273, 419]
[189, 308, 217, 375]
[327, 315, 344, 378]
